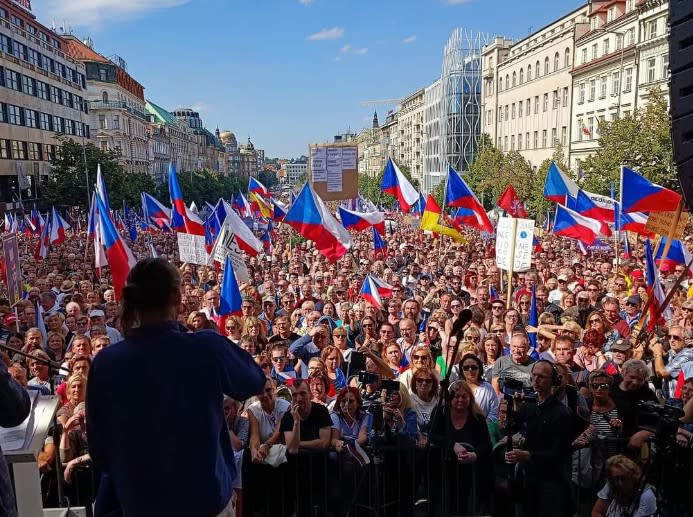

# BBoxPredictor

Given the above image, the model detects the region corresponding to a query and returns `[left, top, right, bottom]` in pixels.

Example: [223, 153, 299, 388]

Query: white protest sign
[495, 217, 535, 272]
[208, 223, 250, 283]
[177, 233, 208, 266]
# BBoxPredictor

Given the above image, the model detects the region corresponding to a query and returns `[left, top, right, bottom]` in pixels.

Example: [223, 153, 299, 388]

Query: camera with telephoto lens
[500, 378, 537, 403]
[357, 371, 380, 385]
[636, 401, 683, 450]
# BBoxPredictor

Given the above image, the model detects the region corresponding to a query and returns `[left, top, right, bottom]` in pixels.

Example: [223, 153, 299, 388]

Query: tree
[258, 170, 278, 190]
[156, 169, 246, 206]
[358, 160, 420, 208]
[40, 138, 156, 209]
[581, 86, 678, 195]
[463, 134, 506, 209]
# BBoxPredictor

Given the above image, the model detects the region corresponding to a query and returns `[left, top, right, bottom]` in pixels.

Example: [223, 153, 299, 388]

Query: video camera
[500, 378, 537, 403]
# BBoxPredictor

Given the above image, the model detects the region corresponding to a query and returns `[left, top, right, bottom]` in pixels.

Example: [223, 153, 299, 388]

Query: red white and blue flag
[410, 192, 426, 217]
[271, 198, 287, 222]
[621, 166, 681, 213]
[645, 239, 672, 330]
[283, 184, 352, 261]
[553, 204, 603, 245]
[381, 158, 419, 210]
[616, 207, 652, 237]
[654, 238, 693, 275]
[220, 200, 263, 256]
[445, 167, 494, 233]
[373, 226, 387, 258]
[566, 190, 612, 236]
[217, 255, 243, 332]
[370, 274, 393, 298]
[359, 275, 385, 310]
[168, 162, 205, 236]
[141, 192, 171, 229]
[95, 192, 137, 299]
[544, 162, 578, 204]
[338, 206, 385, 235]
[249, 177, 270, 197]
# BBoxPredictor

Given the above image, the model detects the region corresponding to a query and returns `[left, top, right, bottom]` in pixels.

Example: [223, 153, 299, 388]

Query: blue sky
[34, 0, 583, 158]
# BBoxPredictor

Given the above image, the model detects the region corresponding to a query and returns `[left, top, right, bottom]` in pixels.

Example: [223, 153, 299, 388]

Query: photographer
[505, 360, 573, 517]
[649, 326, 693, 400]
[608, 359, 658, 445]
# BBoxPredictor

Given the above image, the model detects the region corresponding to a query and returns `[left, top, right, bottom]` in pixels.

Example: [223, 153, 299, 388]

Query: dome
[219, 131, 237, 145]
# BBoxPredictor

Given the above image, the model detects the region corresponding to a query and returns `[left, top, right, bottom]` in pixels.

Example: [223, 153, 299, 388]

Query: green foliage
[258, 170, 278, 190]
[529, 146, 570, 220]
[155, 168, 246, 206]
[40, 138, 156, 209]
[581, 86, 678, 194]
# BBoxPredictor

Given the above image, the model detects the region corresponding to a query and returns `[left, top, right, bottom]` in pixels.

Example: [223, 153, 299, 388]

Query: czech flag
[617, 208, 652, 237]
[168, 162, 205, 236]
[48, 207, 66, 245]
[232, 192, 252, 218]
[141, 192, 172, 229]
[644, 239, 672, 330]
[497, 184, 528, 218]
[420, 195, 467, 241]
[528, 285, 539, 359]
[543, 162, 578, 204]
[87, 192, 98, 239]
[370, 274, 393, 298]
[95, 192, 137, 299]
[373, 226, 387, 258]
[31, 205, 44, 234]
[621, 166, 681, 213]
[283, 184, 352, 261]
[220, 200, 263, 256]
[655, 238, 693, 275]
[249, 177, 270, 197]
[338, 206, 385, 235]
[566, 190, 612, 235]
[359, 275, 385, 310]
[271, 198, 287, 222]
[553, 204, 603, 245]
[410, 192, 426, 217]
[381, 158, 419, 210]
[96, 164, 111, 214]
[34, 215, 50, 260]
[217, 255, 243, 332]
[444, 167, 494, 233]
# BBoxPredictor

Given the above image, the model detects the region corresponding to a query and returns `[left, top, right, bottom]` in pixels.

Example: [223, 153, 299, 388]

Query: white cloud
[352, 47, 368, 55]
[401, 35, 417, 44]
[338, 44, 368, 57]
[307, 26, 345, 41]
[298, 0, 314, 5]
[41, 0, 190, 27]
[340, 44, 352, 53]
[443, 0, 473, 4]
[191, 101, 209, 114]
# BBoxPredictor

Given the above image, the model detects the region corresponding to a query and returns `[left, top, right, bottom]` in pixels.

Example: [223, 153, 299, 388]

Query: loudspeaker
[670, 0, 693, 209]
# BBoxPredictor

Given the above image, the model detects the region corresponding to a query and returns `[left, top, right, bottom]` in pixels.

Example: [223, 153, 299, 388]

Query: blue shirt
[86, 322, 265, 517]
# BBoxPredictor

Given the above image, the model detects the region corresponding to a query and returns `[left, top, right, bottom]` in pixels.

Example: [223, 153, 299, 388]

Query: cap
[611, 338, 633, 352]
[557, 274, 568, 282]
[577, 291, 590, 300]
[89, 309, 105, 318]
[3, 314, 17, 327]
[60, 280, 75, 293]
[626, 295, 641, 305]
[631, 269, 644, 279]
[262, 296, 276, 305]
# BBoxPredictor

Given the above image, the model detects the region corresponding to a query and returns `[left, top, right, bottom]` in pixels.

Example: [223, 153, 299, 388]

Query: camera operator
[505, 360, 573, 517]
[649, 326, 693, 400]
[381, 381, 417, 445]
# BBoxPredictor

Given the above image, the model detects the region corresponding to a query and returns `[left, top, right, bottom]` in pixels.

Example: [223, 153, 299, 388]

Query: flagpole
[657, 197, 684, 274]
[506, 217, 518, 310]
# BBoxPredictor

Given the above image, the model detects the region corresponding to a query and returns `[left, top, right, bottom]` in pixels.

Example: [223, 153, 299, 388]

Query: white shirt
[247, 399, 290, 443]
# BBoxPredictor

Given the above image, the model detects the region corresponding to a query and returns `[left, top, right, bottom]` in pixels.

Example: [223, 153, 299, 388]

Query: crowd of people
[1, 205, 693, 517]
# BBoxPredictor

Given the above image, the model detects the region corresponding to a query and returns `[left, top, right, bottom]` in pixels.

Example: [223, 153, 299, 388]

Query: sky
[32, 0, 584, 158]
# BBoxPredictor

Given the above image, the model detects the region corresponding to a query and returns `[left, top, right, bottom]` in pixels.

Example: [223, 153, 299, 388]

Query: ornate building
[218, 130, 240, 175]
[145, 100, 198, 182]
[238, 137, 258, 177]
[171, 108, 227, 173]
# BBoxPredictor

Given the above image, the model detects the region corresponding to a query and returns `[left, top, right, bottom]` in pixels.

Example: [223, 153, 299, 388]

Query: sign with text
[1, 233, 22, 306]
[207, 223, 250, 283]
[496, 217, 535, 272]
[177, 233, 208, 266]
[644, 211, 688, 239]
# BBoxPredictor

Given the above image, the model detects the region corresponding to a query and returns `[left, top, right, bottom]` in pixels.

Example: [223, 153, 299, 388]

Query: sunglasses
[589, 319, 602, 324]
[271, 356, 287, 362]
[334, 334, 346, 338]
[590, 383, 609, 390]
[416, 378, 433, 384]
[670, 335, 683, 341]
[412, 354, 429, 361]
[462, 365, 479, 371]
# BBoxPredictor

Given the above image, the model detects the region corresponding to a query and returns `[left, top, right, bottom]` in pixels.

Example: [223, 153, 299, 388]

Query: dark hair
[121, 258, 181, 336]
[334, 387, 364, 419]
[458, 353, 483, 382]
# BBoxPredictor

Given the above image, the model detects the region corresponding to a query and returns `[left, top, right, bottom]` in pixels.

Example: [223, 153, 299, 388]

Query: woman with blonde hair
[243, 316, 268, 352]
[320, 345, 346, 395]
[381, 381, 418, 443]
[592, 454, 656, 517]
[57, 373, 87, 426]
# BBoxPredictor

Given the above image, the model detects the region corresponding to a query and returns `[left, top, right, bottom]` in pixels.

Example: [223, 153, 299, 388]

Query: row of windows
[0, 7, 62, 50]
[0, 31, 85, 88]
[494, 48, 571, 94]
[579, 28, 635, 66]
[497, 127, 568, 152]
[0, 138, 56, 161]
[0, 65, 87, 113]
[0, 102, 90, 138]
[489, 87, 570, 126]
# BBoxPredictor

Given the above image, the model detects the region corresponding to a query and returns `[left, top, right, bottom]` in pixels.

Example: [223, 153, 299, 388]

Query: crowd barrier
[35, 440, 693, 517]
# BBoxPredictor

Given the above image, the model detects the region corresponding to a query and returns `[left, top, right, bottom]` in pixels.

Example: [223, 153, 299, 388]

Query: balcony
[89, 100, 148, 121]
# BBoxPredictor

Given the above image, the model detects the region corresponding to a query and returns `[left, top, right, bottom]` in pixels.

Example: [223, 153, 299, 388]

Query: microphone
[450, 309, 473, 340]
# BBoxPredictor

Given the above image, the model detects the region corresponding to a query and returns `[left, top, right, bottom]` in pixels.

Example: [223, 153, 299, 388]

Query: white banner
[177, 233, 208, 266]
[496, 217, 535, 272]
[207, 223, 250, 283]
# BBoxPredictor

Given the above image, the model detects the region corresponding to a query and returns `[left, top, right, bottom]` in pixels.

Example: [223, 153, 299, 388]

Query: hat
[89, 309, 105, 318]
[577, 291, 590, 300]
[557, 274, 568, 282]
[399, 243, 407, 251]
[60, 280, 75, 293]
[262, 296, 276, 305]
[611, 338, 633, 352]
[626, 295, 641, 305]
[631, 269, 644, 279]
[3, 314, 17, 327]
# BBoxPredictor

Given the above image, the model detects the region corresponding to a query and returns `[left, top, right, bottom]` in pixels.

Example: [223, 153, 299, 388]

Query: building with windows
[284, 160, 307, 186]
[63, 35, 150, 174]
[569, 0, 669, 172]
[218, 130, 240, 175]
[0, 0, 90, 205]
[396, 89, 425, 185]
[482, 6, 589, 169]
[378, 109, 399, 165]
[422, 78, 443, 192]
[171, 108, 227, 173]
[238, 137, 258, 177]
[145, 100, 198, 182]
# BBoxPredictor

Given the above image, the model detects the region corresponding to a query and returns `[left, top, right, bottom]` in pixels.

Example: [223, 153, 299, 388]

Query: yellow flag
[419, 194, 465, 243]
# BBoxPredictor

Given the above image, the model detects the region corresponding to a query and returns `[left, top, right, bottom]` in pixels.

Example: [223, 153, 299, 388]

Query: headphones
[531, 359, 561, 387]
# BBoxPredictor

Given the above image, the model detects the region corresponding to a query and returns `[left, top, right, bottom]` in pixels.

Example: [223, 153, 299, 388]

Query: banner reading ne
[177, 233, 208, 266]
[496, 217, 535, 272]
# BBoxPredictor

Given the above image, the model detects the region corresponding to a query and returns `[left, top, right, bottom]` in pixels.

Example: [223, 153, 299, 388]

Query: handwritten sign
[177, 233, 208, 266]
[496, 217, 535, 272]
[208, 224, 250, 283]
[645, 211, 688, 239]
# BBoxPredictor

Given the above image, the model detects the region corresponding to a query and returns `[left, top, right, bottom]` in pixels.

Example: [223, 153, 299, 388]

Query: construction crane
[359, 98, 403, 107]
